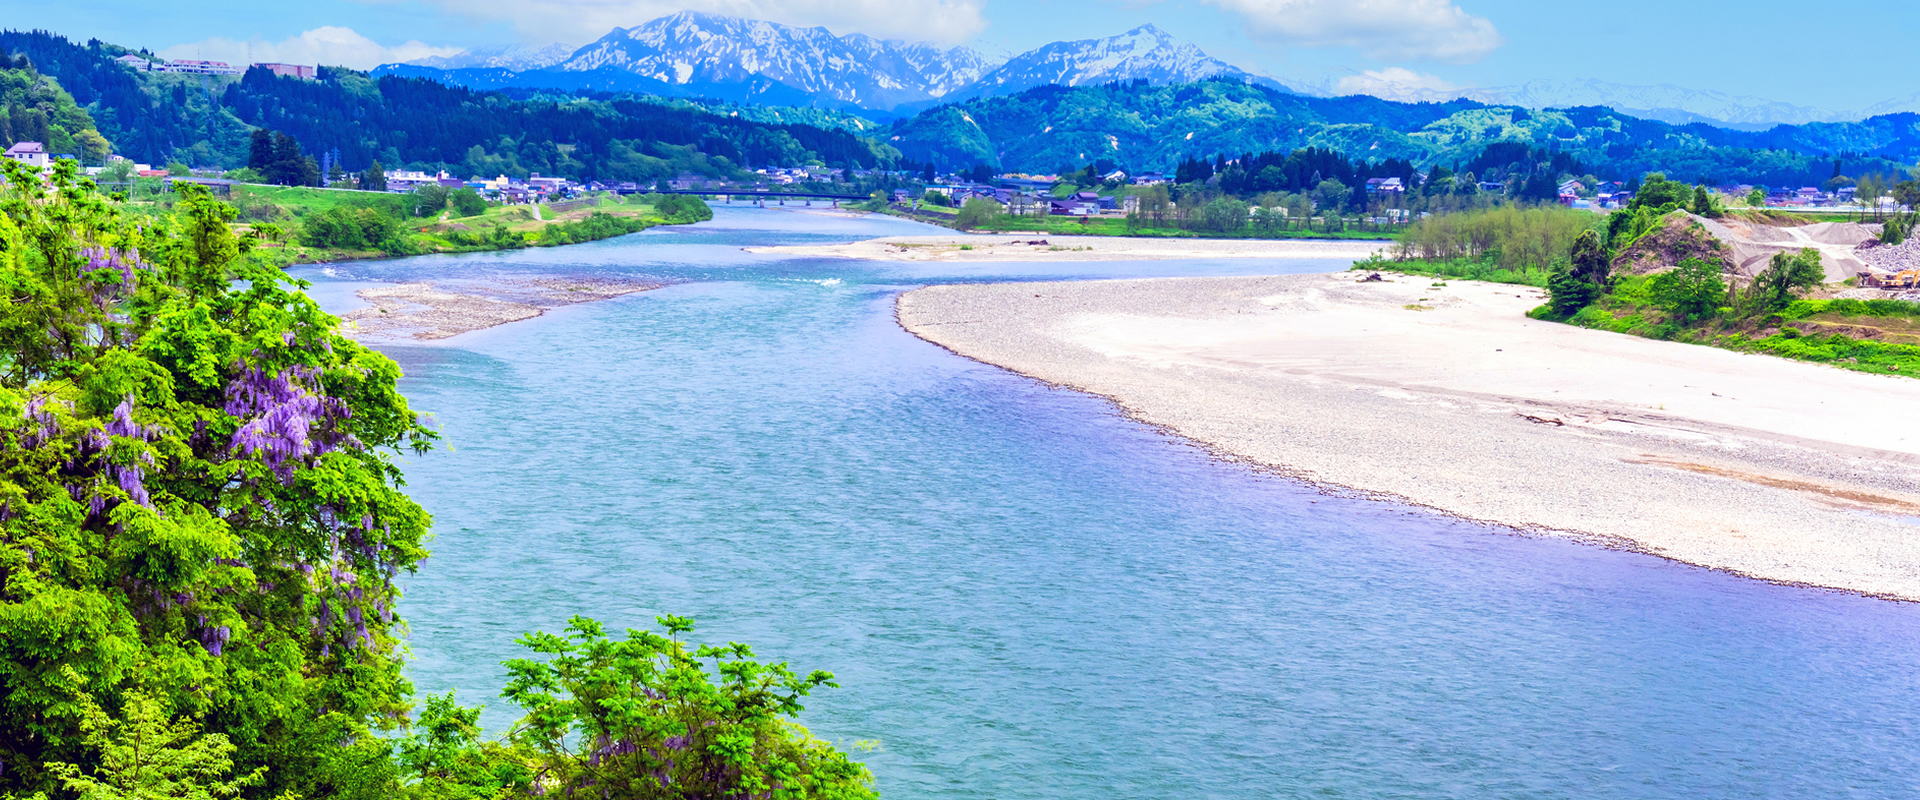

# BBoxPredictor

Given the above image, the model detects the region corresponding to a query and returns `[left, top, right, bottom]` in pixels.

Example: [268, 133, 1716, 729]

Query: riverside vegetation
[0, 159, 873, 799]
[1359, 172, 1920, 376]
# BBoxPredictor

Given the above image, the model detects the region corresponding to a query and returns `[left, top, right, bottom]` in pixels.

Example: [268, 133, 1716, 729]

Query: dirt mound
[1615, 212, 1874, 282]
[1611, 212, 1734, 275]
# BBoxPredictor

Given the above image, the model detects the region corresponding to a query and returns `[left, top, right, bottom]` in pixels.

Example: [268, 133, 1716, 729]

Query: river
[296, 207, 1920, 799]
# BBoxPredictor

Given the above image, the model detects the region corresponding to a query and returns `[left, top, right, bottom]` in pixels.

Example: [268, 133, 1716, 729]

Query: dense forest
[0, 30, 902, 182]
[887, 78, 1920, 187]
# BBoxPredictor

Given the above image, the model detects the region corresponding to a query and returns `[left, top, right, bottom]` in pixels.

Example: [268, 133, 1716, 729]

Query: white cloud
[1336, 67, 1463, 101]
[1203, 0, 1502, 62]
[160, 27, 461, 71]
[387, 0, 989, 47]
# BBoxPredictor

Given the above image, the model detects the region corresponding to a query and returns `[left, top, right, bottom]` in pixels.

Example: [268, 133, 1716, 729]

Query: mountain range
[380, 12, 1916, 129]
[374, 13, 1291, 116]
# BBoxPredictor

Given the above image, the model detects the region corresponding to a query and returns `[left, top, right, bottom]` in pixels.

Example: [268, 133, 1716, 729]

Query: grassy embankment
[1358, 203, 1920, 376]
[1560, 282, 1920, 377]
[203, 185, 710, 266]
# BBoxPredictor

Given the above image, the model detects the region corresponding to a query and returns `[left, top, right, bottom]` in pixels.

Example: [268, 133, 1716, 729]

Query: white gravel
[899, 272, 1920, 600]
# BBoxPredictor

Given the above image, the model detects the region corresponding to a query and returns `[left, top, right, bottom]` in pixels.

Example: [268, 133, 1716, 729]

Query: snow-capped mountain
[408, 43, 576, 72]
[377, 14, 1299, 112]
[548, 12, 993, 110]
[951, 25, 1288, 100]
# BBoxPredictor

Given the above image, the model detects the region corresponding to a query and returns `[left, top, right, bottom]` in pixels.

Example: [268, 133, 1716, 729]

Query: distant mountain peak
[546, 13, 994, 109]
[952, 25, 1291, 101]
[406, 42, 575, 72]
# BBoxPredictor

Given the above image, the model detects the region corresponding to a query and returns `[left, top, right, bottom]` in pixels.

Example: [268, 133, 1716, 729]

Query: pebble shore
[899, 273, 1920, 599]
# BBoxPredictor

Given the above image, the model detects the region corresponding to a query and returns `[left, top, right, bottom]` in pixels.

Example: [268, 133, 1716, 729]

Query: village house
[256, 63, 318, 80]
[1365, 177, 1406, 195]
[3, 141, 49, 169]
[157, 59, 243, 75]
[113, 54, 154, 71]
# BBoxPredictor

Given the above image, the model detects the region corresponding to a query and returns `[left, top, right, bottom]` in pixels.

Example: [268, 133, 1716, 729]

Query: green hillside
[0, 55, 109, 160]
[889, 79, 1920, 187]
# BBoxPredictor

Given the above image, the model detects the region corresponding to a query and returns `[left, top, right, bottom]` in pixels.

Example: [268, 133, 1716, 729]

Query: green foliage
[0, 158, 433, 799]
[500, 615, 876, 800]
[410, 185, 451, 218]
[41, 688, 266, 800]
[1882, 213, 1913, 245]
[534, 212, 649, 246]
[0, 59, 109, 161]
[1199, 197, 1248, 233]
[642, 194, 714, 223]
[394, 693, 529, 800]
[1546, 229, 1611, 317]
[447, 189, 487, 218]
[954, 197, 1000, 230]
[299, 205, 412, 252]
[1645, 257, 1727, 320]
[1739, 248, 1825, 315]
[1396, 204, 1604, 270]
[1746, 188, 1767, 207]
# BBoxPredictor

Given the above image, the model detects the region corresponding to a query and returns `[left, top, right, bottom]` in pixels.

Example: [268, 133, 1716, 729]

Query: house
[114, 54, 153, 71]
[1797, 187, 1824, 201]
[1101, 169, 1127, 183]
[1557, 179, 1585, 197]
[1007, 194, 1047, 215]
[1132, 172, 1168, 185]
[1478, 181, 1506, 193]
[158, 59, 242, 75]
[3, 141, 48, 169]
[1122, 195, 1141, 214]
[384, 170, 438, 192]
[1365, 177, 1406, 195]
[255, 63, 317, 80]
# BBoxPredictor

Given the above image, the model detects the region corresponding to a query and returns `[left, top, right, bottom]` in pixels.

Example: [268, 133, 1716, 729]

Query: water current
[297, 207, 1920, 799]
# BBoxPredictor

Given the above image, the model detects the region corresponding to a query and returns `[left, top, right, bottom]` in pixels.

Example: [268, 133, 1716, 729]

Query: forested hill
[890, 78, 1920, 186]
[0, 30, 901, 181]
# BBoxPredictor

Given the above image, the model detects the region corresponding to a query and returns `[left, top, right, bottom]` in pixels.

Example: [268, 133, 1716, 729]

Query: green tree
[410, 184, 450, 218]
[0, 159, 434, 799]
[360, 160, 388, 192]
[246, 129, 273, 172]
[1646, 257, 1727, 320]
[1746, 188, 1767, 208]
[1200, 197, 1249, 233]
[500, 616, 876, 800]
[447, 188, 487, 218]
[1741, 248, 1826, 314]
[1547, 229, 1611, 317]
[1312, 179, 1348, 215]
[42, 687, 267, 800]
[954, 197, 1000, 230]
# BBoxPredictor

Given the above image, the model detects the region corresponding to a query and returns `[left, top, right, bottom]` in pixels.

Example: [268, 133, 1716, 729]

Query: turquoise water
[302, 208, 1920, 799]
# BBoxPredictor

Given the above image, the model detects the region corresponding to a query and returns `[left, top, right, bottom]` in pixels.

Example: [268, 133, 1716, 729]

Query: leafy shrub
[1645, 257, 1726, 319]
[448, 188, 488, 218]
[300, 204, 412, 252]
[498, 616, 876, 800]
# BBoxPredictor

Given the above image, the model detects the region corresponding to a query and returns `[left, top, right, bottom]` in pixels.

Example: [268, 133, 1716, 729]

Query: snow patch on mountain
[953, 25, 1284, 100]
[408, 43, 576, 72]
[551, 11, 993, 109]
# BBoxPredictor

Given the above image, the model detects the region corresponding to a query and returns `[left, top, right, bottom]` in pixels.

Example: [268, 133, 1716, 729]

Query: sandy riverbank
[343, 277, 660, 340]
[749, 234, 1391, 263]
[899, 272, 1920, 599]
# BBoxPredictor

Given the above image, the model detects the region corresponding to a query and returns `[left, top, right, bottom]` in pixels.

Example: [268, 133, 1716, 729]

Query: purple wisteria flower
[224, 365, 355, 480]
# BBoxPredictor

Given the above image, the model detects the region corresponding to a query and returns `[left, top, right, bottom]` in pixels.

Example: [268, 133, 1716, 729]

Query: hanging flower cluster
[223, 365, 357, 481]
[78, 245, 143, 308]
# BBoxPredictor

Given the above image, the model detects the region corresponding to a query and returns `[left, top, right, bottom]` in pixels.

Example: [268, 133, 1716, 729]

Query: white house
[4, 142, 49, 169]
[113, 54, 153, 71]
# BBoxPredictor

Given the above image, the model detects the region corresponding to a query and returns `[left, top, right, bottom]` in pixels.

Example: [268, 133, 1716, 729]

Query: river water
[298, 207, 1920, 799]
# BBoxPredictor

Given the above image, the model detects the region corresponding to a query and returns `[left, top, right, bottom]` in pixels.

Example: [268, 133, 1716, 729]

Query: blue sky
[17, 0, 1917, 112]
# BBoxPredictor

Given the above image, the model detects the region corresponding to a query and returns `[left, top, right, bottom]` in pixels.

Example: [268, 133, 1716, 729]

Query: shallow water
[301, 207, 1920, 799]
